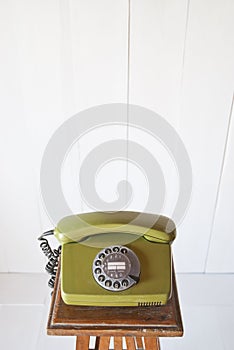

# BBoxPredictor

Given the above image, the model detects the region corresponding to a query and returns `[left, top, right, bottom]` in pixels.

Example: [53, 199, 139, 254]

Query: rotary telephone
[39, 211, 176, 307]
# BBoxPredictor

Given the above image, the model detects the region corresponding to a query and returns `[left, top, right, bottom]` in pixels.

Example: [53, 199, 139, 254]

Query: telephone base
[61, 236, 172, 307]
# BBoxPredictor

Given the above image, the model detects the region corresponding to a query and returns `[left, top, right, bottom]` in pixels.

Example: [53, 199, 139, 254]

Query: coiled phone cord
[38, 230, 61, 289]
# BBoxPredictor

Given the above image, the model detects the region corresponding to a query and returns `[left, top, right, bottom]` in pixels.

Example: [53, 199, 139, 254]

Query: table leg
[76, 335, 90, 350]
[125, 336, 136, 350]
[144, 337, 160, 350]
[135, 337, 144, 349]
[114, 336, 123, 350]
[98, 336, 111, 350]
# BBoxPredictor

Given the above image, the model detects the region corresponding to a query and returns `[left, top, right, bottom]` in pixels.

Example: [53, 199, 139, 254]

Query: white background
[0, 0, 234, 274]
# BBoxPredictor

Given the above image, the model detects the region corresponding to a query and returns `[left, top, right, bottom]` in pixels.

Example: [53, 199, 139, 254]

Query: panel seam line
[204, 93, 234, 272]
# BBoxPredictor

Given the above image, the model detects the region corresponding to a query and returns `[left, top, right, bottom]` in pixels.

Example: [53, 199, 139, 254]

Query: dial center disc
[102, 252, 131, 279]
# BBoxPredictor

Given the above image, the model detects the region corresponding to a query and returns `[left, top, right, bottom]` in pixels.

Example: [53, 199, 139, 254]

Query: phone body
[54, 211, 176, 307]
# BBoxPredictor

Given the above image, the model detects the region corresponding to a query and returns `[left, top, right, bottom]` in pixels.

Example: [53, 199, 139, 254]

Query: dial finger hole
[113, 281, 120, 289]
[105, 280, 112, 287]
[105, 248, 112, 254]
[122, 279, 129, 287]
[95, 260, 102, 266]
[98, 275, 105, 282]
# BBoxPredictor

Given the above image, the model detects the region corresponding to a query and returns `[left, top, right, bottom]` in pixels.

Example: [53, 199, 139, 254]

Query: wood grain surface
[47, 261, 183, 338]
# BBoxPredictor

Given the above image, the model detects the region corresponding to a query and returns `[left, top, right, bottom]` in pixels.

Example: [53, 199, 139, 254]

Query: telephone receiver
[54, 211, 176, 246]
[54, 211, 176, 307]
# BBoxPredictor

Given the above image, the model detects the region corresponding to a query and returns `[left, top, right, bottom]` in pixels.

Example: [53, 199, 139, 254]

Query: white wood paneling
[206, 96, 234, 272]
[0, 0, 44, 272]
[68, 0, 128, 110]
[129, 0, 188, 125]
[128, 0, 190, 260]
[13, 0, 83, 230]
[128, 0, 189, 216]
[176, 0, 234, 272]
[68, 0, 129, 213]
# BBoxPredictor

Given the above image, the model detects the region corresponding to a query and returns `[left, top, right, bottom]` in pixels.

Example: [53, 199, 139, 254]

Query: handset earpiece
[143, 229, 176, 244]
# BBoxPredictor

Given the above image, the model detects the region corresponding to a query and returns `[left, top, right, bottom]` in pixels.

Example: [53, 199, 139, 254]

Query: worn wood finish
[47, 261, 183, 337]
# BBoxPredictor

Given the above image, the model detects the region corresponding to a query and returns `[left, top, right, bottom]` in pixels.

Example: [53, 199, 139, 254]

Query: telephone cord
[38, 230, 61, 289]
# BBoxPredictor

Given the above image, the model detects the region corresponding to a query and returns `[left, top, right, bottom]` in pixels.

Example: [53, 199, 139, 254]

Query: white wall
[0, 0, 233, 273]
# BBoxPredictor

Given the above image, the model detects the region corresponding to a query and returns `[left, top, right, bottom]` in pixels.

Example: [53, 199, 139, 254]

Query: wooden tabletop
[47, 261, 183, 338]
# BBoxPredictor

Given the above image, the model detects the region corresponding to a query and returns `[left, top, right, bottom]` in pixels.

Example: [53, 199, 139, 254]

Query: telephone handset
[54, 211, 176, 307]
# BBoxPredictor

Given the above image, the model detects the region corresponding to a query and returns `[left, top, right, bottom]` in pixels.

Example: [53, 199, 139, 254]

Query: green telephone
[54, 211, 176, 307]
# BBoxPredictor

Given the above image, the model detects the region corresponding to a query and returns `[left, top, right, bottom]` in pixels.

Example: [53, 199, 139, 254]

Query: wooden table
[47, 262, 183, 350]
